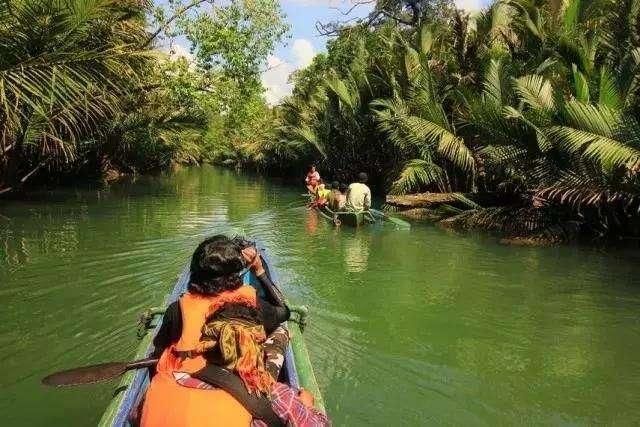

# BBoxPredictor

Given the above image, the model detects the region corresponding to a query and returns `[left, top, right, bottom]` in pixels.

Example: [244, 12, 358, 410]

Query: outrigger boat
[315, 205, 373, 227]
[313, 204, 411, 229]
[305, 193, 410, 229]
[98, 246, 324, 426]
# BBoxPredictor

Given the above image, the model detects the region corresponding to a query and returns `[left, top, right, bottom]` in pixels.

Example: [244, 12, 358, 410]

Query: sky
[168, 0, 490, 105]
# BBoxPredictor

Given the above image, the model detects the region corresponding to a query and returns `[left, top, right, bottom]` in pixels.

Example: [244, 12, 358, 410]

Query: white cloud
[292, 39, 316, 68]
[262, 55, 295, 105]
[261, 38, 317, 106]
[455, 0, 483, 11]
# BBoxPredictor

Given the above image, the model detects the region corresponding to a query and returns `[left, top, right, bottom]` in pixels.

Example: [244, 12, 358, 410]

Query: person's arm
[256, 265, 290, 333]
[258, 297, 290, 335]
[257, 270, 286, 307]
[242, 247, 290, 333]
[270, 383, 331, 426]
[152, 301, 182, 357]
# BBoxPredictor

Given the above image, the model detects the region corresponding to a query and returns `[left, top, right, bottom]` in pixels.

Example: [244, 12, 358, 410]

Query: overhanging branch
[315, 1, 422, 36]
[144, 0, 213, 48]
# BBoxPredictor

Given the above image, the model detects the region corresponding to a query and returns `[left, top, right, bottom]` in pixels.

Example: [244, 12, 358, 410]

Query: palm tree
[265, 0, 640, 239]
[0, 0, 151, 193]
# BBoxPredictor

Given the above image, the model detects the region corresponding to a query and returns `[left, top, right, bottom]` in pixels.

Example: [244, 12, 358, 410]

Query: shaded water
[1, 166, 640, 425]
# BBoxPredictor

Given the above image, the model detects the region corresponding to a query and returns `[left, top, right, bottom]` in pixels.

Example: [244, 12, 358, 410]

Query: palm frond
[390, 159, 447, 195]
[284, 125, 327, 159]
[598, 67, 622, 109]
[548, 125, 640, 171]
[562, 100, 618, 136]
[483, 59, 505, 106]
[572, 65, 590, 102]
[513, 74, 555, 111]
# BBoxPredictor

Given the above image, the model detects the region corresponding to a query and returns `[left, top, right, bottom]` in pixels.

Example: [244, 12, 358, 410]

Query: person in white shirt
[345, 172, 372, 212]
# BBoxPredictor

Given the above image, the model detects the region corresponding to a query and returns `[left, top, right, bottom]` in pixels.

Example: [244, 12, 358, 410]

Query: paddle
[42, 357, 158, 387]
[369, 208, 411, 229]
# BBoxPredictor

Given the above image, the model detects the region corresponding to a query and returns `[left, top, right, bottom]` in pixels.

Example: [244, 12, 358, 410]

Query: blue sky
[166, 0, 491, 103]
[261, 0, 375, 103]
[276, 0, 374, 62]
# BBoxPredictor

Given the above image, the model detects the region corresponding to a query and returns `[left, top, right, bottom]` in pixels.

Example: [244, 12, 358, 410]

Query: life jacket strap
[192, 365, 284, 427]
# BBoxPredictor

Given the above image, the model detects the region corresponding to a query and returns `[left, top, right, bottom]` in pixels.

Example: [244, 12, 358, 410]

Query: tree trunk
[386, 192, 463, 208]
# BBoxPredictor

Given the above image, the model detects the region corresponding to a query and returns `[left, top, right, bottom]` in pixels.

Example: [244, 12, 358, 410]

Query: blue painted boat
[98, 246, 324, 426]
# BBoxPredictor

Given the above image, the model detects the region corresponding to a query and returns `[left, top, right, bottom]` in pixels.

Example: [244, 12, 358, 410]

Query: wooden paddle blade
[42, 362, 127, 387]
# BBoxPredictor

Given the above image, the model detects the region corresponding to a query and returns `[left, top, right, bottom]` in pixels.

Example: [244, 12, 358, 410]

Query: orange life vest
[141, 286, 257, 427]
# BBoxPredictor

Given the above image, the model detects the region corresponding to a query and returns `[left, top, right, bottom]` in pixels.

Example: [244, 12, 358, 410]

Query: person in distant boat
[305, 165, 320, 194]
[337, 183, 348, 210]
[328, 181, 345, 211]
[141, 235, 292, 427]
[311, 180, 331, 208]
[345, 172, 372, 212]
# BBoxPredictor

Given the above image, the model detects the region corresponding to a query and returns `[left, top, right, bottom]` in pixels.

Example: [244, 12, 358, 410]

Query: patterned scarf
[190, 294, 275, 395]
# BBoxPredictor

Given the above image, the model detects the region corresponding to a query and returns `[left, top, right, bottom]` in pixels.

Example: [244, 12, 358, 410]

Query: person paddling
[345, 172, 372, 212]
[305, 165, 320, 194]
[141, 235, 291, 427]
[171, 290, 331, 427]
[328, 182, 346, 211]
[315, 181, 331, 207]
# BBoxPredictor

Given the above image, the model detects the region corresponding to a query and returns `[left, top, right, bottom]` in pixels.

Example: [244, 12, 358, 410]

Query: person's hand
[241, 246, 265, 276]
[298, 388, 315, 408]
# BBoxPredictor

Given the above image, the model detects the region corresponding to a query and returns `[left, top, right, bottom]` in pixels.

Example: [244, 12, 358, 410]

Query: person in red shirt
[305, 165, 320, 194]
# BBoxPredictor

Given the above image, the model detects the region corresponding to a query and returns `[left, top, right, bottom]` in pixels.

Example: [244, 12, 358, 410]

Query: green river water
[1, 166, 640, 426]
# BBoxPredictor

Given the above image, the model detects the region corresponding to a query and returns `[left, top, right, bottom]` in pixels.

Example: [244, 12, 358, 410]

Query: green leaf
[572, 64, 590, 102]
[390, 159, 447, 195]
[513, 74, 555, 111]
[483, 59, 504, 106]
[404, 47, 421, 84]
[420, 26, 433, 54]
[598, 67, 622, 109]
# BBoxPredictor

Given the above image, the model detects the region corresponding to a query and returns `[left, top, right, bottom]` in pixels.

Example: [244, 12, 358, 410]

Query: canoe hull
[317, 206, 369, 227]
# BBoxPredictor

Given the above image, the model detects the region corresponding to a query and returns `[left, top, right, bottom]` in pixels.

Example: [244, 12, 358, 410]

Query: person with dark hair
[304, 165, 320, 194]
[328, 181, 346, 211]
[141, 235, 292, 427]
[345, 172, 372, 212]
[169, 299, 330, 427]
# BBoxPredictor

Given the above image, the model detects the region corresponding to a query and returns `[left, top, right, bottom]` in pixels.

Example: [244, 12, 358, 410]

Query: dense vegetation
[218, 0, 640, 242]
[0, 0, 286, 194]
[4, 0, 640, 242]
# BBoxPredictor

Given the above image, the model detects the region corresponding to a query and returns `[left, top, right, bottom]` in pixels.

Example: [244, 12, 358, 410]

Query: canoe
[315, 205, 411, 229]
[316, 205, 372, 227]
[98, 245, 324, 426]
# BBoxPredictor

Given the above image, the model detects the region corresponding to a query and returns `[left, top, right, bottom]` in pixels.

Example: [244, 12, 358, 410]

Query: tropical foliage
[4, 0, 640, 241]
[228, 0, 640, 241]
[0, 0, 287, 193]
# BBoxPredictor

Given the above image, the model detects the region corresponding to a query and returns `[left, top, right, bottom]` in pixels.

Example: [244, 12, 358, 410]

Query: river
[1, 166, 639, 425]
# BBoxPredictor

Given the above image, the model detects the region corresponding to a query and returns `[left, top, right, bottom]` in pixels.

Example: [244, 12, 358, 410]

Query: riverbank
[386, 190, 640, 246]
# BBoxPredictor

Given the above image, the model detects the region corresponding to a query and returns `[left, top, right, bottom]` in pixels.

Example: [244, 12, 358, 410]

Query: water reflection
[304, 209, 319, 235]
[343, 230, 371, 273]
[1, 231, 30, 268]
